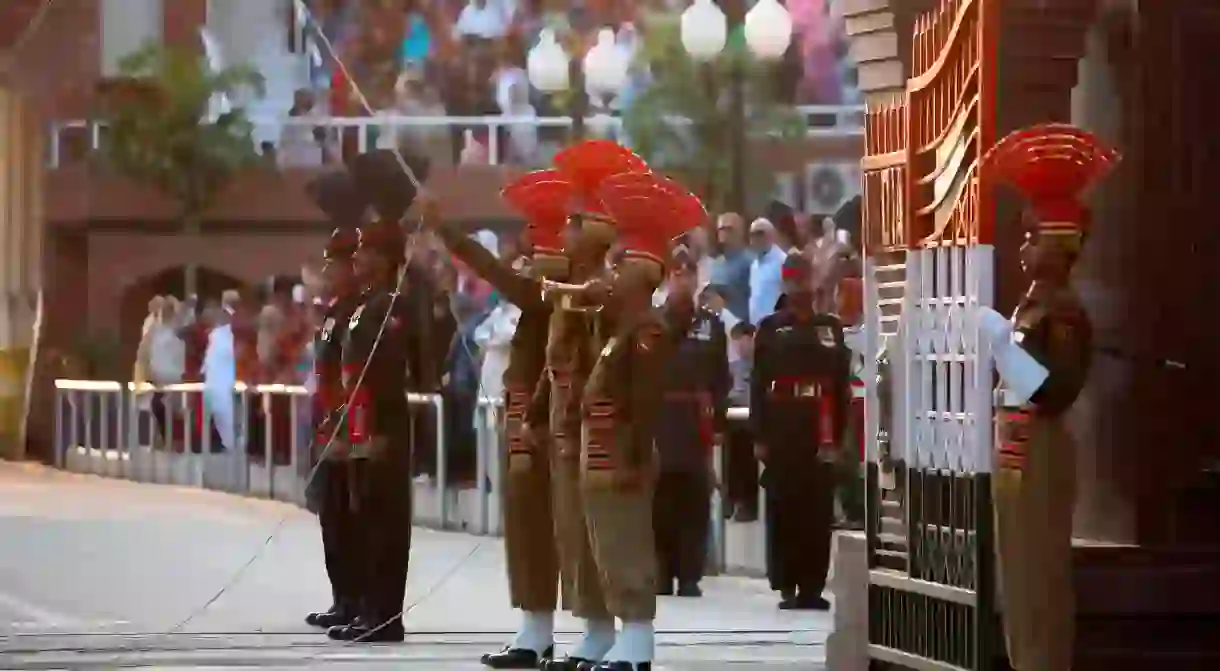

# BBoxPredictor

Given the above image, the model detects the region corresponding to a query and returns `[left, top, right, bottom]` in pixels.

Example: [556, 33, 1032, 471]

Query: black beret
[348, 148, 431, 225]
[305, 170, 367, 226]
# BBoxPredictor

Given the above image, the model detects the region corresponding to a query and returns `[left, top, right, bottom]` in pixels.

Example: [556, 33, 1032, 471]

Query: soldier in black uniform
[305, 227, 364, 629]
[653, 255, 729, 598]
[327, 149, 435, 643]
[751, 253, 850, 611]
[302, 171, 366, 631]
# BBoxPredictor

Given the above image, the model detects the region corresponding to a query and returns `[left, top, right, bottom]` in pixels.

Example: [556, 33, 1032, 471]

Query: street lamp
[528, 27, 629, 142]
[743, 0, 795, 60]
[681, 0, 728, 61]
[679, 0, 794, 214]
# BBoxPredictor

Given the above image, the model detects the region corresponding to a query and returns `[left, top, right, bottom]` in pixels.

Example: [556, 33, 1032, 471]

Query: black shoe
[307, 608, 352, 629]
[779, 594, 831, 611]
[676, 582, 702, 597]
[591, 663, 651, 671]
[353, 619, 406, 643]
[655, 580, 674, 596]
[327, 623, 370, 641]
[481, 645, 554, 668]
[778, 587, 797, 603]
[539, 656, 592, 671]
[305, 606, 337, 627]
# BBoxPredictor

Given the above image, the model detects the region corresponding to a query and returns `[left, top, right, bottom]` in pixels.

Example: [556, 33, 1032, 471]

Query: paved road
[0, 463, 828, 669]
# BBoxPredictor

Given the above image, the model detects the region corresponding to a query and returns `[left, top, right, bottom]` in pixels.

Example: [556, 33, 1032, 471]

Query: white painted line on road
[0, 590, 92, 629]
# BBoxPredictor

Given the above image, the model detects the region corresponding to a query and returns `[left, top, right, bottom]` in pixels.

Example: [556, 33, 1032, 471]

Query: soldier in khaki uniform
[548, 172, 707, 671]
[986, 225, 1092, 671]
[424, 170, 572, 668]
[530, 141, 649, 671]
[982, 125, 1118, 671]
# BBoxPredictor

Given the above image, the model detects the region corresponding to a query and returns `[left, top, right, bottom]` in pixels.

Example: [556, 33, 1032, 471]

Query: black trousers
[766, 460, 835, 596]
[653, 470, 711, 584]
[317, 460, 361, 614]
[725, 421, 759, 514]
[351, 456, 414, 627]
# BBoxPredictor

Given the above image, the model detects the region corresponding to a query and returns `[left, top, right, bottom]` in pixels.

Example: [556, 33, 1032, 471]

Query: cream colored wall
[0, 87, 44, 460]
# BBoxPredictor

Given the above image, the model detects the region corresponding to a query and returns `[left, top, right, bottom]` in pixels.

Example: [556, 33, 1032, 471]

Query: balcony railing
[46, 105, 864, 169]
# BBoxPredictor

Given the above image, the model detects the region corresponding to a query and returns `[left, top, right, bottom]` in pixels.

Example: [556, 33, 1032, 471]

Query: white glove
[994, 339, 1049, 405]
[976, 306, 1013, 348]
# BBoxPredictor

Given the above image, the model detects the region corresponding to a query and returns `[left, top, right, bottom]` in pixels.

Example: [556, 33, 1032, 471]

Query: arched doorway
[118, 266, 248, 380]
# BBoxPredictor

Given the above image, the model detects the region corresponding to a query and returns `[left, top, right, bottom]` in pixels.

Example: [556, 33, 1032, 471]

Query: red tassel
[343, 364, 370, 444]
[819, 392, 834, 447]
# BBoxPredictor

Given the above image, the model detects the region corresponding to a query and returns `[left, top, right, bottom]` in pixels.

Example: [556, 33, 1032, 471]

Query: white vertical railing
[51, 379, 776, 573]
[44, 105, 865, 169]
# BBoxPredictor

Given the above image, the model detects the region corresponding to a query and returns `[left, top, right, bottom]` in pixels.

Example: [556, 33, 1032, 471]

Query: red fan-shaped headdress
[501, 169, 573, 262]
[599, 172, 704, 284]
[982, 123, 1121, 235]
[552, 140, 649, 224]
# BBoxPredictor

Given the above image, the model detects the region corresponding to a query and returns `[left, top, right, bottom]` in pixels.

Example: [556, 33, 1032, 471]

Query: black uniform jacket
[655, 307, 730, 473]
[750, 308, 851, 471]
[340, 270, 438, 460]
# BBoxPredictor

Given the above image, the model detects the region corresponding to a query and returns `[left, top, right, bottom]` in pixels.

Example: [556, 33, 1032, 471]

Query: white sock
[510, 610, 554, 653]
[571, 617, 616, 660]
[610, 621, 655, 664]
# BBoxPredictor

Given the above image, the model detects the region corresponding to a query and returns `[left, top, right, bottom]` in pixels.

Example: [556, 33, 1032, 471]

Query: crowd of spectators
[129, 227, 513, 483]
[275, 0, 857, 168]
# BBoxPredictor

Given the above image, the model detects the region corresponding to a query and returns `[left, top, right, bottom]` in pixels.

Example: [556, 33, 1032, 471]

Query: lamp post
[528, 28, 629, 143]
[680, 0, 793, 215]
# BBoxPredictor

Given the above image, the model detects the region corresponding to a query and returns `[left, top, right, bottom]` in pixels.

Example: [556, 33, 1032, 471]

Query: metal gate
[862, 0, 999, 668]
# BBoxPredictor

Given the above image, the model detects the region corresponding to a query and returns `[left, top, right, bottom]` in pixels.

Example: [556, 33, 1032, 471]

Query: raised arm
[435, 226, 542, 311]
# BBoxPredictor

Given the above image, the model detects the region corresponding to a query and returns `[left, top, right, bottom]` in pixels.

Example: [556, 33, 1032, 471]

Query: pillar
[841, 0, 926, 106]
[0, 87, 45, 460]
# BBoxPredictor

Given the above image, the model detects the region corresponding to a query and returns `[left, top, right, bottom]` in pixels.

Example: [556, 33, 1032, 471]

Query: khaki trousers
[584, 480, 657, 621]
[993, 417, 1076, 671]
[502, 434, 560, 612]
[552, 444, 610, 619]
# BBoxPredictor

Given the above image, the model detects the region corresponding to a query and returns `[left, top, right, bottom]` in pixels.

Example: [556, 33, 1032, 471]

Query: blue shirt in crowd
[710, 249, 753, 322]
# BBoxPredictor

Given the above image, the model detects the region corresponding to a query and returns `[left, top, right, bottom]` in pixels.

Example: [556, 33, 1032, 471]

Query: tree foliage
[99, 42, 266, 221]
[620, 16, 806, 213]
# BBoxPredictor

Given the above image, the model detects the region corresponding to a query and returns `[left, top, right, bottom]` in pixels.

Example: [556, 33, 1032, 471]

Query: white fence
[52, 379, 769, 575]
[46, 106, 864, 169]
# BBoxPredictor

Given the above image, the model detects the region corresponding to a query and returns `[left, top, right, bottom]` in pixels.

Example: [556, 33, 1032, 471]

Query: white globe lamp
[527, 29, 570, 92]
[681, 0, 728, 61]
[743, 0, 794, 60]
[583, 28, 629, 97]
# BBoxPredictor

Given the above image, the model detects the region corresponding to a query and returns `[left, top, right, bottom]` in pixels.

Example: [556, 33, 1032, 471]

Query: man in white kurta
[202, 308, 237, 452]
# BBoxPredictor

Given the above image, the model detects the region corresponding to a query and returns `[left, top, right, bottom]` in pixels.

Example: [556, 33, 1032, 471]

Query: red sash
[663, 390, 714, 451]
[342, 363, 372, 444]
[770, 375, 838, 450]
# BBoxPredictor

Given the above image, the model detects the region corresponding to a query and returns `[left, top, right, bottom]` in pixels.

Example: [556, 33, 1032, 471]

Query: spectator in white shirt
[454, 0, 509, 40]
[202, 305, 236, 452]
[747, 217, 788, 325]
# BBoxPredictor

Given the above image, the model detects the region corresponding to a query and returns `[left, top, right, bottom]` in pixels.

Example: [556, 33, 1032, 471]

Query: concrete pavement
[0, 462, 828, 669]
